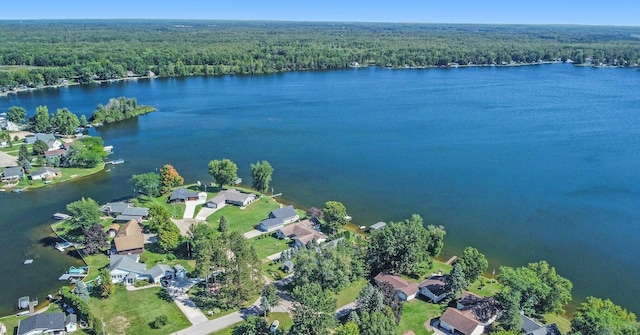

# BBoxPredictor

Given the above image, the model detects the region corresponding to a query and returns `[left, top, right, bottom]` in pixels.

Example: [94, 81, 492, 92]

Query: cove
[1, 64, 639, 315]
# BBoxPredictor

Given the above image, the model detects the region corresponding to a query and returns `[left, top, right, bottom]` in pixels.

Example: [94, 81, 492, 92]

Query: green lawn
[333, 278, 368, 308]
[261, 261, 288, 281]
[89, 286, 190, 335]
[542, 313, 572, 334]
[141, 248, 195, 273]
[250, 235, 291, 260]
[466, 278, 501, 297]
[0, 314, 29, 335]
[206, 197, 280, 233]
[397, 298, 443, 335]
[82, 252, 110, 282]
[207, 321, 242, 335]
[3, 162, 106, 190]
[135, 192, 186, 219]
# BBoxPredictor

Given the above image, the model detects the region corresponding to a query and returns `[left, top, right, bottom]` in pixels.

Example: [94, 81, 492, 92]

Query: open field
[89, 286, 190, 335]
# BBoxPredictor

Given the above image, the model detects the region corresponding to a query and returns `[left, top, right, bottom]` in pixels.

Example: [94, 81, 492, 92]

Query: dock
[106, 158, 124, 165]
[58, 273, 87, 281]
[55, 241, 74, 252]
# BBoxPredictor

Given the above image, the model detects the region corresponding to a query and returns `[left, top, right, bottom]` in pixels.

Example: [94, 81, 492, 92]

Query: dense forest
[0, 20, 639, 88]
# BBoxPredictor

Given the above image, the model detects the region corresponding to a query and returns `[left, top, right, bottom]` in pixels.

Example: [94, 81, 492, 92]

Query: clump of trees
[250, 160, 273, 194]
[323, 201, 349, 234]
[571, 297, 640, 335]
[207, 158, 238, 188]
[366, 214, 445, 277]
[90, 97, 155, 124]
[131, 163, 184, 197]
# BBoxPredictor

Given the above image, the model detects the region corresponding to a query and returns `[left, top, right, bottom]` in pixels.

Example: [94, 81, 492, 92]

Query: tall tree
[445, 263, 468, 301]
[30, 105, 51, 133]
[425, 224, 446, 257]
[496, 287, 523, 331]
[98, 268, 114, 298]
[323, 201, 348, 234]
[218, 216, 228, 234]
[376, 280, 403, 322]
[571, 297, 640, 335]
[157, 220, 181, 252]
[207, 158, 238, 187]
[18, 144, 29, 164]
[32, 139, 49, 156]
[159, 164, 184, 194]
[74, 281, 90, 303]
[52, 107, 80, 135]
[262, 283, 279, 307]
[130, 172, 161, 197]
[358, 306, 398, 335]
[356, 283, 385, 314]
[367, 214, 437, 277]
[250, 160, 273, 193]
[66, 197, 102, 230]
[234, 316, 270, 335]
[454, 246, 488, 284]
[335, 321, 360, 335]
[7, 106, 27, 124]
[290, 283, 336, 335]
[84, 223, 109, 254]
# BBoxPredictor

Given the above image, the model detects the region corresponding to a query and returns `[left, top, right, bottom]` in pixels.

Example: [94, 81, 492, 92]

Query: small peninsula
[90, 97, 155, 125]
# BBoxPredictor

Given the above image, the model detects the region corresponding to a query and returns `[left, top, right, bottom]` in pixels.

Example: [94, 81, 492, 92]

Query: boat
[53, 213, 71, 220]
[18, 296, 29, 309]
[16, 310, 30, 316]
[24, 259, 33, 265]
[12, 187, 26, 193]
[112, 158, 124, 164]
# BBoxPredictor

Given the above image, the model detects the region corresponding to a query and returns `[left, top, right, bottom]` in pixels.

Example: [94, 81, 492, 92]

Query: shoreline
[2, 62, 636, 99]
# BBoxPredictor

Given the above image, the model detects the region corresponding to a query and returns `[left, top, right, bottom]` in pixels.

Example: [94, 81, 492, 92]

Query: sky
[0, 0, 638, 26]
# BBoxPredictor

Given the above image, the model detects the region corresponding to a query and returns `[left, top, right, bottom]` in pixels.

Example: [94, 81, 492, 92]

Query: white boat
[53, 213, 71, 220]
[18, 296, 29, 309]
[24, 259, 33, 265]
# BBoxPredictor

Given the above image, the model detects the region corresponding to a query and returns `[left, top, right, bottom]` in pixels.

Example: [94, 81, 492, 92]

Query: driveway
[167, 279, 208, 325]
[194, 207, 217, 221]
[0, 151, 17, 167]
[183, 198, 206, 219]
[243, 229, 266, 239]
[173, 297, 263, 335]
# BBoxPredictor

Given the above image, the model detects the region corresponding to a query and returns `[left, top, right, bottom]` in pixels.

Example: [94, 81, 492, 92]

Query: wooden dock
[445, 255, 458, 265]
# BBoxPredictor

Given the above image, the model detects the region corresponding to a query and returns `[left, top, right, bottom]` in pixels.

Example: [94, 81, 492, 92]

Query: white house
[440, 308, 484, 335]
[109, 254, 174, 285]
[258, 205, 299, 232]
[16, 313, 77, 335]
[439, 292, 501, 335]
[30, 167, 61, 181]
[205, 189, 256, 209]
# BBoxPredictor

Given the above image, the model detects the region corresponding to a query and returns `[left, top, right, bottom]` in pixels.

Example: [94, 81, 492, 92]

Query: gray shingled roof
[109, 254, 146, 273]
[122, 207, 149, 217]
[144, 264, 173, 279]
[18, 313, 65, 335]
[270, 205, 296, 219]
[101, 202, 131, 214]
[169, 188, 199, 201]
[2, 166, 24, 178]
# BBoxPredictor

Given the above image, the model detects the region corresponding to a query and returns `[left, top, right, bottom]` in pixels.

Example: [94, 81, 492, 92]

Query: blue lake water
[1, 65, 639, 315]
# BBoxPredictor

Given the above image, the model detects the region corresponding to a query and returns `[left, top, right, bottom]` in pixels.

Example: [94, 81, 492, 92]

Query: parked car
[270, 320, 279, 333]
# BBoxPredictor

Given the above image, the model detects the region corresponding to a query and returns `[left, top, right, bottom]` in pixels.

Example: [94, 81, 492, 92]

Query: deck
[58, 273, 87, 281]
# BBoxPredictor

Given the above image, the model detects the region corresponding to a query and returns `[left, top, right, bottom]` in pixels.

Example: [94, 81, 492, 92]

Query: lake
[1, 65, 639, 315]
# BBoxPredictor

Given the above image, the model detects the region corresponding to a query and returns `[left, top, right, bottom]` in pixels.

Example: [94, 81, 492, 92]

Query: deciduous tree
[84, 223, 109, 254]
[130, 172, 161, 197]
[571, 297, 640, 335]
[323, 201, 348, 234]
[66, 197, 102, 230]
[30, 105, 51, 133]
[32, 139, 49, 156]
[250, 160, 273, 193]
[454, 246, 488, 285]
[159, 164, 184, 194]
[290, 283, 336, 335]
[52, 107, 80, 135]
[335, 321, 360, 335]
[207, 158, 238, 187]
[7, 106, 26, 124]
[98, 268, 114, 298]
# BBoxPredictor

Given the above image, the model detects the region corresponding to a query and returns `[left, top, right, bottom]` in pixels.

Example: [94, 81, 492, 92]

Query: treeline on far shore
[1, 20, 640, 88]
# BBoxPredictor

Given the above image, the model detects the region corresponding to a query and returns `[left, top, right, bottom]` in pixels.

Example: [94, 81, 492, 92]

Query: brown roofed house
[114, 220, 144, 255]
[440, 307, 484, 335]
[374, 272, 420, 301]
[418, 275, 448, 303]
[276, 219, 328, 247]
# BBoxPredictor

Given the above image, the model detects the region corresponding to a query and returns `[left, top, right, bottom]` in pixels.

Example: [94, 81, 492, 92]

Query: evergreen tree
[290, 283, 336, 335]
[445, 263, 468, 302]
[218, 216, 228, 233]
[98, 268, 114, 298]
[356, 283, 385, 314]
[74, 281, 90, 302]
[18, 144, 29, 164]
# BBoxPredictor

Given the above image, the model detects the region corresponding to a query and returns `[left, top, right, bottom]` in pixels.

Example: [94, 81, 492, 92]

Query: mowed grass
[543, 313, 572, 334]
[397, 298, 443, 335]
[333, 278, 368, 308]
[207, 313, 292, 335]
[250, 235, 291, 260]
[206, 197, 280, 233]
[89, 286, 189, 335]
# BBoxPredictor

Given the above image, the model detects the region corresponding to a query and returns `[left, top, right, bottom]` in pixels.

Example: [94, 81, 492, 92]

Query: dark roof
[457, 292, 501, 324]
[522, 315, 561, 335]
[18, 313, 65, 335]
[521, 314, 544, 333]
[270, 205, 297, 219]
[170, 188, 199, 201]
[2, 166, 24, 178]
[419, 275, 447, 296]
[66, 314, 77, 324]
[144, 264, 173, 279]
[259, 218, 284, 230]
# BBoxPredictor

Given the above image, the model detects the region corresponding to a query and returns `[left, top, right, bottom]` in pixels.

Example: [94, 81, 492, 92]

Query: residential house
[438, 292, 501, 335]
[24, 133, 62, 151]
[521, 313, 561, 335]
[44, 149, 67, 164]
[419, 275, 448, 303]
[109, 254, 174, 285]
[276, 219, 327, 247]
[113, 220, 145, 255]
[258, 205, 299, 232]
[17, 312, 77, 335]
[373, 272, 420, 301]
[205, 189, 256, 209]
[115, 207, 149, 223]
[168, 188, 202, 203]
[101, 202, 132, 216]
[283, 261, 294, 273]
[1, 166, 25, 183]
[30, 167, 61, 181]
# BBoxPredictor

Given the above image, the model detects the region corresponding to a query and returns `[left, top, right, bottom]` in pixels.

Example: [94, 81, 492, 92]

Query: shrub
[151, 315, 168, 329]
